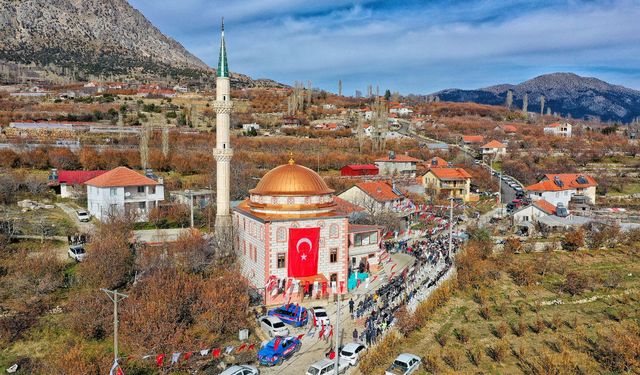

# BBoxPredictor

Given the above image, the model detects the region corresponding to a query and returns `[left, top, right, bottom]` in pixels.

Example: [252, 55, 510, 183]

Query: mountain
[432, 73, 640, 123]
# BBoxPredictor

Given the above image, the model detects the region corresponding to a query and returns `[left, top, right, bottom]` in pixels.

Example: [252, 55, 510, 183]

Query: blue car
[267, 304, 308, 327]
[257, 336, 302, 366]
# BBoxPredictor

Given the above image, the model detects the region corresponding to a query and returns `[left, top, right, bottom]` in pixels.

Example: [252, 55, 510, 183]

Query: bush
[492, 322, 508, 338]
[562, 271, 590, 296]
[358, 332, 401, 374]
[454, 327, 470, 343]
[395, 306, 417, 336]
[467, 345, 483, 367]
[561, 229, 584, 251]
[422, 352, 442, 373]
[434, 330, 449, 347]
[487, 339, 509, 363]
[442, 348, 463, 370]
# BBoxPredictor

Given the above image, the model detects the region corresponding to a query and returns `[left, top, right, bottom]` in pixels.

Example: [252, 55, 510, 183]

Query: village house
[525, 173, 597, 207]
[375, 151, 421, 178]
[481, 140, 507, 158]
[338, 181, 407, 215]
[348, 224, 383, 273]
[48, 169, 106, 198]
[512, 199, 557, 224]
[494, 124, 517, 134]
[422, 167, 473, 201]
[425, 157, 449, 169]
[340, 164, 379, 177]
[242, 123, 260, 132]
[461, 135, 485, 146]
[85, 167, 165, 222]
[544, 122, 572, 137]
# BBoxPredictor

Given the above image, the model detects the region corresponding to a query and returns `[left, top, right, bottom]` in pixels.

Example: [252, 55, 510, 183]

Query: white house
[348, 224, 382, 272]
[525, 174, 597, 207]
[544, 122, 572, 137]
[389, 107, 413, 116]
[481, 140, 507, 158]
[338, 181, 406, 215]
[375, 151, 421, 178]
[85, 166, 164, 222]
[242, 123, 260, 132]
[512, 199, 556, 224]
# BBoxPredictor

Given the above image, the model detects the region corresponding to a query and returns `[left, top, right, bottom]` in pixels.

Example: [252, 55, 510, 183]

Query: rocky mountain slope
[433, 73, 640, 123]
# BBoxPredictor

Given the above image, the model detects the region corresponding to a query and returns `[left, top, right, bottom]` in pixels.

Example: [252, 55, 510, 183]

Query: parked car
[68, 245, 86, 262]
[306, 358, 350, 375]
[219, 364, 260, 375]
[76, 210, 91, 222]
[257, 336, 301, 366]
[340, 342, 366, 366]
[310, 307, 330, 326]
[259, 315, 289, 337]
[268, 304, 308, 327]
[385, 353, 421, 375]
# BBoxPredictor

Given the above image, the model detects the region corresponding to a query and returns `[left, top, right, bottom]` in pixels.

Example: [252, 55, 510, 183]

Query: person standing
[348, 298, 354, 316]
[352, 328, 359, 343]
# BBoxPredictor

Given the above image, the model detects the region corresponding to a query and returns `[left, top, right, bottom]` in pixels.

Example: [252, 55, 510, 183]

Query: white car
[385, 353, 421, 375]
[259, 315, 289, 337]
[76, 210, 90, 222]
[306, 358, 349, 375]
[340, 342, 366, 366]
[311, 307, 330, 326]
[219, 365, 260, 375]
[68, 245, 87, 262]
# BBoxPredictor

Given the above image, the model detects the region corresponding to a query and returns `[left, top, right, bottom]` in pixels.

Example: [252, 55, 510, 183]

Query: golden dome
[250, 161, 334, 196]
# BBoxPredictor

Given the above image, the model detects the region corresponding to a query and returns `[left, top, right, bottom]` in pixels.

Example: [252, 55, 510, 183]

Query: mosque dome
[250, 159, 334, 196]
[247, 159, 335, 217]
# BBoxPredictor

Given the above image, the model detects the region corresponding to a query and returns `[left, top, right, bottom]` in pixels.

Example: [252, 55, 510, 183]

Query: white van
[306, 358, 350, 375]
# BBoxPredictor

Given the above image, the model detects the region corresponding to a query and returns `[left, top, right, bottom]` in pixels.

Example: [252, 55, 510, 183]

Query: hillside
[433, 73, 640, 123]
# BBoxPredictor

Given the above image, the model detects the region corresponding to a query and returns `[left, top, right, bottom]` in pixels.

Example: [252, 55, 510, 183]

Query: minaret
[213, 18, 233, 230]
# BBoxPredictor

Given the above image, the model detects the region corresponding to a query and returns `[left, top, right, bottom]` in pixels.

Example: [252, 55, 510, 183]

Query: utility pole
[101, 289, 128, 366]
[333, 291, 341, 375]
[186, 189, 194, 228]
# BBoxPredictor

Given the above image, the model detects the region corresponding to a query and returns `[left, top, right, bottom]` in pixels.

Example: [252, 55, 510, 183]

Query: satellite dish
[125, 192, 131, 197]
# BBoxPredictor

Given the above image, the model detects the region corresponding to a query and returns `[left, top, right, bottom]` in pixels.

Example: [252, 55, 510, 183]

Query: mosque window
[277, 253, 286, 269]
[305, 196, 311, 205]
[287, 197, 295, 205]
[271, 197, 278, 205]
[277, 227, 286, 242]
[330, 248, 338, 263]
[329, 224, 339, 238]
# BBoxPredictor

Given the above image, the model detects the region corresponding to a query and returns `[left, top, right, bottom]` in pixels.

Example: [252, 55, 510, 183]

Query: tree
[563, 271, 589, 295]
[561, 229, 584, 251]
[539, 95, 545, 115]
[384, 89, 391, 101]
[506, 90, 513, 110]
[522, 93, 528, 114]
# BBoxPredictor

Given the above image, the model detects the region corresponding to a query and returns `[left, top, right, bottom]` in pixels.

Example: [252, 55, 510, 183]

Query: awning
[295, 274, 329, 284]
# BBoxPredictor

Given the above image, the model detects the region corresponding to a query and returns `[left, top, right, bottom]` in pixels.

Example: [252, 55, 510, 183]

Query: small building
[338, 181, 406, 215]
[481, 140, 507, 158]
[48, 169, 107, 198]
[512, 199, 556, 224]
[375, 151, 421, 178]
[544, 122, 572, 137]
[85, 167, 165, 222]
[340, 164, 379, 177]
[461, 135, 485, 145]
[495, 124, 517, 134]
[425, 143, 449, 152]
[426, 157, 449, 169]
[170, 189, 213, 209]
[348, 224, 382, 273]
[242, 123, 261, 132]
[525, 174, 597, 207]
[422, 168, 473, 201]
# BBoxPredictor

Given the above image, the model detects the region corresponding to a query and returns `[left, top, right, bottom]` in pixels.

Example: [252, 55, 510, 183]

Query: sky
[128, 0, 640, 95]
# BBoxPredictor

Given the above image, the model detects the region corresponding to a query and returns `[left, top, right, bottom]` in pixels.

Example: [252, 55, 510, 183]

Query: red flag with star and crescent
[288, 227, 320, 277]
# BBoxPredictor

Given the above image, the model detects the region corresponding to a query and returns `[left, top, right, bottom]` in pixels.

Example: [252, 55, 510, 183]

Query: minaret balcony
[213, 101, 233, 114]
[213, 148, 234, 162]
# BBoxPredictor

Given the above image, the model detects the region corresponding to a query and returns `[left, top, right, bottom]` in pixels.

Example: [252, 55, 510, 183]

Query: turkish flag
[288, 227, 320, 277]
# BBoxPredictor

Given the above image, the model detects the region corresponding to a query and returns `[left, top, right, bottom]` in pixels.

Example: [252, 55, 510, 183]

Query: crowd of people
[353, 226, 462, 347]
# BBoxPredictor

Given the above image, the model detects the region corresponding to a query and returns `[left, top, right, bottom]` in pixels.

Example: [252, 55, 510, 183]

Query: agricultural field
[358, 233, 640, 374]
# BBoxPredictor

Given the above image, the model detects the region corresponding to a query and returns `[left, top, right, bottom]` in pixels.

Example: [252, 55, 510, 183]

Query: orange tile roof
[546, 123, 562, 128]
[334, 196, 365, 215]
[525, 174, 597, 192]
[85, 166, 160, 188]
[503, 125, 517, 132]
[356, 181, 402, 202]
[428, 167, 472, 180]
[533, 199, 556, 215]
[428, 157, 449, 168]
[375, 154, 421, 163]
[462, 135, 484, 143]
[482, 140, 506, 149]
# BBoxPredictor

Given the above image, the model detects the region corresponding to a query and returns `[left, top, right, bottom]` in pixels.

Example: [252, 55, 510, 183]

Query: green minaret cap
[217, 17, 229, 78]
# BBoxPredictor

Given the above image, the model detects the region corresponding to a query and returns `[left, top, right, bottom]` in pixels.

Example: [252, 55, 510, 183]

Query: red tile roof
[85, 166, 160, 188]
[343, 164, 378, 171]
[333, 196, 365, 215]
[546, 123, 561, 128]
[462, 135, 484, 143]
[533, 199, 556, 215]
[58, 170, 107, 185]
[375, 154, 421, 163]
[503, 125, 517, 133]
[428, 168, 472, 180]
[482, 140, 506, 149]
[356, 181, 402, 202]
[428, 157, 449, 168]
[525, 174, 597, 192]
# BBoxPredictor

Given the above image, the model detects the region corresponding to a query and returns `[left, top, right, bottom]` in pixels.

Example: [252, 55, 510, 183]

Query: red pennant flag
[339, 281, 345, 294]
[183, 352, 192, 361]
[274, 337, 282, 351]
[371, 275, 378, 282]
[390, 263, 397, 271]
[328, 325, 334, 338]
[318, 326, 325, 339]
[312, 311, 317, 327]
[156, 354, 165, 367]
[288, 227, 320, 277]
[247, 343, 255, 351]
[117, 368, 124, 375]
[237, 344, 247, 352]
[296, 334, 305, 341]
[212, 348, 221, 358]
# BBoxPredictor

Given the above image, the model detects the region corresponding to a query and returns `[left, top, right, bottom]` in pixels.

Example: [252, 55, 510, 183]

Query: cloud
[129, 0, 640, 93]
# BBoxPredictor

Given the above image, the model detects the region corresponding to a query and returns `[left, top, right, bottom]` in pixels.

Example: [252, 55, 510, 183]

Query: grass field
[359, 245, 640, 374]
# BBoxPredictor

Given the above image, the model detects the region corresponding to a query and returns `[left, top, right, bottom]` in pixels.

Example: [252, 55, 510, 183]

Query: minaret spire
[217, 17, 229, 78]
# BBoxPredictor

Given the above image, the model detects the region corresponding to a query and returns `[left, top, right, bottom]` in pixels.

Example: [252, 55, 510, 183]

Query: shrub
[487, 339, 509, 363]
[442, 348, 463, 370]
[435, 331, 449, 347]
[454, 327, 470, 343]
[561, 229, 584, 251]
[562, 271, 590, 296]
[358, 333, 401, 374]
[467, 345, 483, 367]
[492, 322, 508, 339]
[511, 318, 527, 337]
[479, 305, 491, 320]
[422, 352, 441, 373]
[530, 315, 545, 334]
[395, 306, 417, 336]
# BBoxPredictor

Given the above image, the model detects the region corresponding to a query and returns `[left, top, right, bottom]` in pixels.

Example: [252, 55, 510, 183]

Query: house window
[330, 248, 338, 263]
[138, 202, 145, 210]
[150, 186, 156, 194]
[277, 253, 286, 269]
[110, 188, 117, 196]
[137, 186, 145, 193]
[330, 273, 338, 283]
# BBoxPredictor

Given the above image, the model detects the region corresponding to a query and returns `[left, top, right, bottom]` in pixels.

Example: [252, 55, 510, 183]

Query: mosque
[213, 22, 380, 305]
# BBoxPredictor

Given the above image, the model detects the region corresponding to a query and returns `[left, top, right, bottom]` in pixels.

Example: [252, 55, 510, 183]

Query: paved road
[259, 252, 416, 375]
